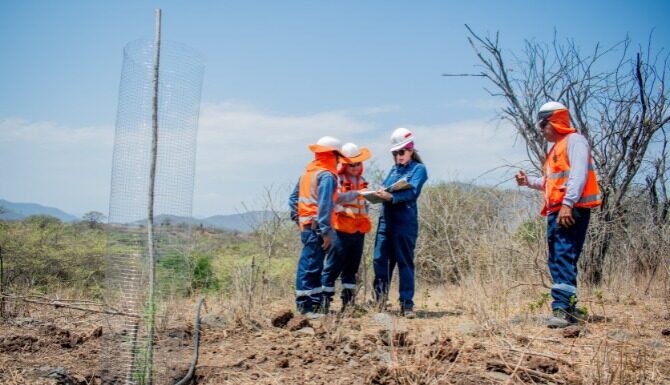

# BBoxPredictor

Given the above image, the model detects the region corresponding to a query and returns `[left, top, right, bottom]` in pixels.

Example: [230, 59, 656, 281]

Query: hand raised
[515, 170, 528, 186]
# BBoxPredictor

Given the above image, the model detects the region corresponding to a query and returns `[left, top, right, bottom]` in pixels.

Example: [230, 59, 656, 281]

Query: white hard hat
[340, 142, 371, 163]
[538, 101, 567, 119]
[536, 101, 569, 129]
[308, 136, 344, 155]
[389, 127, 415, 152]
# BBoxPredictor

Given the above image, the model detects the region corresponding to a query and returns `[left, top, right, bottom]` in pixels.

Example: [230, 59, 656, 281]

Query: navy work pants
[373, 212, 418, 309]
[295, 228, 329, 313]
[321, 231, 365, 305]
[546, 207, 591, 311]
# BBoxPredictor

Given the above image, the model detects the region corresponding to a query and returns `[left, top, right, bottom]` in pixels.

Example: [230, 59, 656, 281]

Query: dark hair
[411, 149, 423, 164]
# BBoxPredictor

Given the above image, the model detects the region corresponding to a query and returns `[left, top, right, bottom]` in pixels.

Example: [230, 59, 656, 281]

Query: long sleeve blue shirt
[383, 160, 428, 204]
[288, 172, 337, 238]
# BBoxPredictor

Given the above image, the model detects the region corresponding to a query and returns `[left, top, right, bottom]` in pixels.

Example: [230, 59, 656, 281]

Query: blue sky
[1, 1, 669, 217]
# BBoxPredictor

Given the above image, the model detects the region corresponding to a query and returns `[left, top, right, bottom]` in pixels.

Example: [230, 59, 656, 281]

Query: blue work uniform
[289, 172, 337, 313]
[373, 160, 428, 310]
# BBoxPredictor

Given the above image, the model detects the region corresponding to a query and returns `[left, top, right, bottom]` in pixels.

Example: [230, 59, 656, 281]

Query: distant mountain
[0, 198, 277, 232]
[0, 199, 79, 222]
[202, 211, 277, 232]
[128, 211, 276, 232]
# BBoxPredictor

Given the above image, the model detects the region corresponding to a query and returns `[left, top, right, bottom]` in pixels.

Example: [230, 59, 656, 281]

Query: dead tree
[450, 26, 670, 285]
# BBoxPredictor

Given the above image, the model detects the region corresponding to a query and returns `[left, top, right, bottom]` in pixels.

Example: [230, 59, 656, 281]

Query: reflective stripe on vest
[542, 134, 601, 215]
[297, 160, 338, 230]
[334, 173, 372, 234]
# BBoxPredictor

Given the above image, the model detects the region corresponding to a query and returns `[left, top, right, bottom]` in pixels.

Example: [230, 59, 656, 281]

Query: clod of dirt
[564, 371, 584, 385]
[57, 329, 84, 349]
[201, 313, 227, 330]
[661, 328, 670, 336]
[562, 326, 582, 338]
[37, 366, 83, 385]
[587, 314, 608, 323]
[303, 353, 315, 364]
[166, 327, 192, 340]
[471, 342, 485, 350]
[427, 336, 460, 362]
[379, 329, 410, 347]
[271, 309, 294, 328]
[514, 334, 530, 344]
[367, 365, 394, 385]
[607, 329, 631, 342]
[0, 334, 39, 352]
[287, 315, 311, 331]
[296, 327, 315, 336]
[89, 326, 103, 339]
[277, 358, 290, 368]
[526, 356, 559, 374]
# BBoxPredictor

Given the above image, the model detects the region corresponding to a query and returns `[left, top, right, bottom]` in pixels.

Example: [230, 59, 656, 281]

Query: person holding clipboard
[370, 128, 428, 318]
[321, 142, 372, 313]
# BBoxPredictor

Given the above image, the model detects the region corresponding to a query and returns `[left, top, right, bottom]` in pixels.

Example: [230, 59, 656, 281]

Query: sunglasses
[392, 149, 408, 157]
[348, 162, 362, 167]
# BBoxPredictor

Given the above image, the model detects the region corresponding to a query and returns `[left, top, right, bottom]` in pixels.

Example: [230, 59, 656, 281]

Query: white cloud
[0, 104, 531, 218]
[410, 119, 528, 185]
[0, 118, 114, 216]
[194, 102, 381, 215]
[194, 103, 528, 216]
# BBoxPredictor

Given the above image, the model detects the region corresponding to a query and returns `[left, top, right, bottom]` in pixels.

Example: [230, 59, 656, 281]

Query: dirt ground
[1, 293, 669, 385]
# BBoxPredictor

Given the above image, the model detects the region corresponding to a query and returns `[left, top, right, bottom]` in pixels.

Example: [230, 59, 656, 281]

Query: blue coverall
[373, 160, 428, 310]
[289, 172, 337, 313]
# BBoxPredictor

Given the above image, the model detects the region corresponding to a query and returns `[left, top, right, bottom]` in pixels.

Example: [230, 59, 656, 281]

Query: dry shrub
[415, 182, 670, 301]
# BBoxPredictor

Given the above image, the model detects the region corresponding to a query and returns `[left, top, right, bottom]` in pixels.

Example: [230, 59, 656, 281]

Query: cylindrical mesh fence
[104, 38, 204, 384]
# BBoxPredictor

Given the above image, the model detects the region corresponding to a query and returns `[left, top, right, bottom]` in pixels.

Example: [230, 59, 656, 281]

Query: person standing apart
[289, 136, 347, 318]
[321, 143, 372, 313]
[516, 101, 601, 328]
[372, 128, 428, 318]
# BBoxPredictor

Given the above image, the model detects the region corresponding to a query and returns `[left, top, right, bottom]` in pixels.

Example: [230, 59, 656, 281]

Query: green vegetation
[0, 181, 667, 305]
[0, 214, 298, 300]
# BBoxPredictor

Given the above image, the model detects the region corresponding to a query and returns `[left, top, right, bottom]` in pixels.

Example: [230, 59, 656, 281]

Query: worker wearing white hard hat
[289, 136, 349, 318]
[371, 128, 428, 318]
[320, 142, 372, 313]
[516, 102, 601, 328]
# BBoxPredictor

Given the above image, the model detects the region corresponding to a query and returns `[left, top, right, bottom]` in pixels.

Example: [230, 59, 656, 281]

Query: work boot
[547, 309, 575, 329]
[303, 311, 324, 320]
[571, 308, 588, 323]
[401, 306, 416, 319]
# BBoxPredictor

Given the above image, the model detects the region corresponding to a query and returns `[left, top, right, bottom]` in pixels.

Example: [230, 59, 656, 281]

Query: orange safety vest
[333, 173, 372, 234]
[297, 156, 339, 231]
[542, 133, 602, 216]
